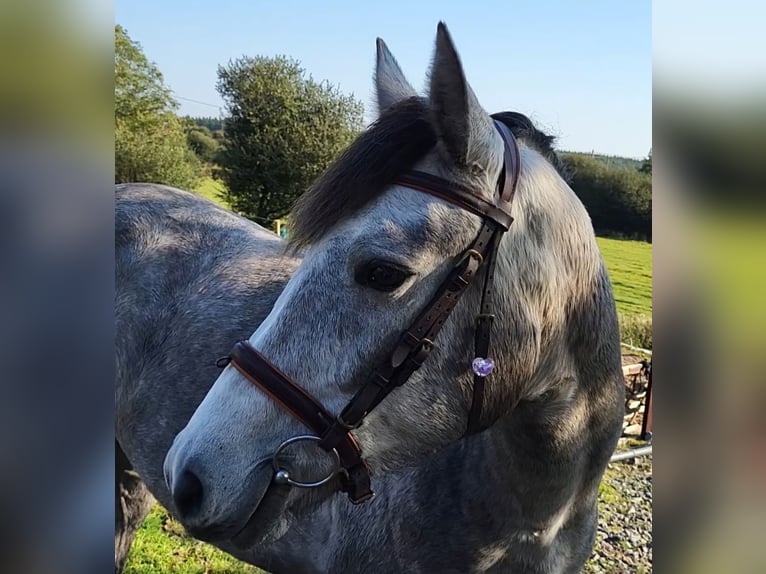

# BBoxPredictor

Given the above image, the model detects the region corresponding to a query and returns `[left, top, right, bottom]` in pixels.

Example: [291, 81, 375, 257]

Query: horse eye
[356, 262, 411, 292]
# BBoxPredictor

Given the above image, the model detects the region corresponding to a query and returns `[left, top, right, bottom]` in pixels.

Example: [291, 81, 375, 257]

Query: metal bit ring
[271, 435, 341, 488]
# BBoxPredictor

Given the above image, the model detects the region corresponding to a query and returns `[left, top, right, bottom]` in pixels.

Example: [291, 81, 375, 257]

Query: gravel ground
[584, 448, 652, 573]
[582, 356, 653, 573]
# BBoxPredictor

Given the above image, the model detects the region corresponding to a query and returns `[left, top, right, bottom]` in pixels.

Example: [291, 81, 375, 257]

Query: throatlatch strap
[467, 228, 503, 434]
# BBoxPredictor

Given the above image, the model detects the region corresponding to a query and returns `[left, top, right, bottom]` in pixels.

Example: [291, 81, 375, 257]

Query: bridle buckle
[411, 338, 434, 365]
[457, 248, 484, 268]
[336, 411, 363, 431]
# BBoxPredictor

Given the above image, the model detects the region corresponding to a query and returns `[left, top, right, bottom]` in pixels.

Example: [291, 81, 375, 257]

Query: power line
[173, 94, 221, 109]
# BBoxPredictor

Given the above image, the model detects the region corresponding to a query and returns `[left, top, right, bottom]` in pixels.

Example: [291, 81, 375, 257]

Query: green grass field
[193, 177, 231, 210]
[596, 237, 652, 317]
[125, 505, 260, 574]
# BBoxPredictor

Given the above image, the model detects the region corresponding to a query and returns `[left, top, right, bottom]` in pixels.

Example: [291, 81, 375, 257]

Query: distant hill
[561, 151, 642, 171]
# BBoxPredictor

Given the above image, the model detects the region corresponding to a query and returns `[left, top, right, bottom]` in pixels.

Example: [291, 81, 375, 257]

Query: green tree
[639, 148, 652, 174]
[563, 153, 652, 241]
[115, 25, 200, 188]
[184, 123, 222, 164]
[216, 55, 364, 223]
[184, 116, 225, 132]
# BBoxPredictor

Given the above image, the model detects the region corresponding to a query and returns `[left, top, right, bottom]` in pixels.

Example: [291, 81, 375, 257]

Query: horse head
[163, 22, 617, 547]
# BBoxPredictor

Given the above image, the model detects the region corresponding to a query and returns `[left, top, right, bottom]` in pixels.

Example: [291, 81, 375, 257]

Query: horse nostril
[172, 469, 204, 518]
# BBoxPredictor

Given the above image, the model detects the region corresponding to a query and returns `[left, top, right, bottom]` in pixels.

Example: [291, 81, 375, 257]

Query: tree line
[563, 151, 652, 242]
[115, 25, 651, 240]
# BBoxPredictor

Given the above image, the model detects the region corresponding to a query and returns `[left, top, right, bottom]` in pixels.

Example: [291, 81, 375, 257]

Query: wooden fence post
[641, 362, 652, 439]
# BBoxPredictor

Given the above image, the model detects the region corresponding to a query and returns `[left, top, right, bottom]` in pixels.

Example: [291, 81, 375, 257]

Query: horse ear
[375, 38, 417, 113]
[428, 22, 495, 167]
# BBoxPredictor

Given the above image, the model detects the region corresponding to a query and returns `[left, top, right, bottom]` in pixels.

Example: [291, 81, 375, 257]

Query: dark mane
[289, 103, 566, 247]
[289, 97, 435, 247]
[491, 111, 570, 182]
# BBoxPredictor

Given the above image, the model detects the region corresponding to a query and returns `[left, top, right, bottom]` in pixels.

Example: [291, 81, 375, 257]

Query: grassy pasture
[124, 505, 260, 574]
[193, 177, 231, 210]
[596, 237, 652, 317]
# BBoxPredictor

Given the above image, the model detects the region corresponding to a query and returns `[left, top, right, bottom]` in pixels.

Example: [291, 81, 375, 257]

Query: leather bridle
[221, 119, 521, 504]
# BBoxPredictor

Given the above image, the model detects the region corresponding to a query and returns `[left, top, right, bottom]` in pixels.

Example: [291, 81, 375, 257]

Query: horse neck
[264, 150, 615, 570]
[464, 146, 605, 424]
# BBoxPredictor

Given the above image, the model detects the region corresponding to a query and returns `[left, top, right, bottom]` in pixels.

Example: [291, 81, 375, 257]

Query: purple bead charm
[471, 357, 495, 377]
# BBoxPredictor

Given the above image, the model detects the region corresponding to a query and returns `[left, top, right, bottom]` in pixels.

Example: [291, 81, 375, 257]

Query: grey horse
[116, 24, 624, 573]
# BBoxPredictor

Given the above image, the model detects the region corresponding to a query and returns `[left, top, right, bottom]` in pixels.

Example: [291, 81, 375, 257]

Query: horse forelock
[288, 97, 435, 248]
[288, 98, 569, 249]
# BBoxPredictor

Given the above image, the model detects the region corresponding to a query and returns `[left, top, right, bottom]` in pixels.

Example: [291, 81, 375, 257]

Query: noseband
[223, 120, 520, 503]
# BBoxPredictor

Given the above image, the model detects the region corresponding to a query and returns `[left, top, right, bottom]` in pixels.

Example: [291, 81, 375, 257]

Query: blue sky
[116, 1, 651, 159]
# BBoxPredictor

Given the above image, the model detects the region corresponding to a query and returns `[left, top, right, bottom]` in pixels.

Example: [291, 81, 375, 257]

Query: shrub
[618, 313, 652, 350]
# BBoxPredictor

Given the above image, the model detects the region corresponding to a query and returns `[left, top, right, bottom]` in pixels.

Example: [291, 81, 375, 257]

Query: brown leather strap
[395, 172, 514, 230]
[466, 229, 502, 434]
[464, 120, 520, 433]
[229, 341, 373, 503]
[318, 228, 492, 450]
[230, 341, 334, 432]
[391, 120, 519, 435]
[493, 120, 521, 204]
